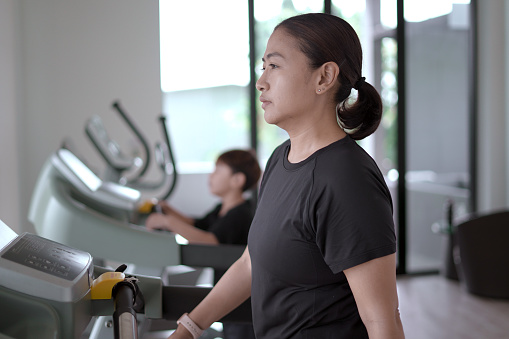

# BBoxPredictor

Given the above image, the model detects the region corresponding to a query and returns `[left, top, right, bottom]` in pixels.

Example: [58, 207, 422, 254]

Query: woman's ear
[316, 61, 340, 94]
[231, 172, 246, 191]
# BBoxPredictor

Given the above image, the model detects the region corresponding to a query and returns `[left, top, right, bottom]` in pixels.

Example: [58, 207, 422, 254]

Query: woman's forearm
[189, 247, 252, 329]
[362, 309, 405, 339]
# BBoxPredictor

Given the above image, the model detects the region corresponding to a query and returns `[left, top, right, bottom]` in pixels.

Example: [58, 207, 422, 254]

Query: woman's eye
[260, 64, 278, 71]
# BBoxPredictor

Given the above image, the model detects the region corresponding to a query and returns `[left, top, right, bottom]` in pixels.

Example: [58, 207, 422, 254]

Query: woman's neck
[287, 124, 347, 163]
[281, 103, 347, 163]
[219, 193, 246, 216]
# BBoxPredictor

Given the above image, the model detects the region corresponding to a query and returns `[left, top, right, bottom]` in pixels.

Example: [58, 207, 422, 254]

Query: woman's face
[208, 161, 235, 197]
[256, 28, 319, 130]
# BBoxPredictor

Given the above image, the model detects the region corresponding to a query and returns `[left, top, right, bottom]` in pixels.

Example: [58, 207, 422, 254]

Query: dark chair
[455, 210, 509, 298]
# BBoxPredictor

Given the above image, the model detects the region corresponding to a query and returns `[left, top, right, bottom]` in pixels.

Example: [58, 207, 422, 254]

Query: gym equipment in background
[29, 147, 181, 270]
[86, 100, 178, 201]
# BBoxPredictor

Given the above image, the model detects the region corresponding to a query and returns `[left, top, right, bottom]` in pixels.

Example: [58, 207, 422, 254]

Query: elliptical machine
[85, 100, 178, 203]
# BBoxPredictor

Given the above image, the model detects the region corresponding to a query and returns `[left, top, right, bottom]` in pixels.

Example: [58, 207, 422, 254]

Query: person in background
[168, 13, 405, 339]
[145, 149, 261, 339]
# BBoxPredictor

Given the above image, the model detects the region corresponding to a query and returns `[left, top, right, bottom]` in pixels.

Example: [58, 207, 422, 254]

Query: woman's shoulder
[313, 137, 384, 186]
[317, 137, 374, 168]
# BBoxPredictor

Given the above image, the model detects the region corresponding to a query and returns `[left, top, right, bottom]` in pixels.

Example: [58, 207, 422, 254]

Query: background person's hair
[275, 13, 383, 140]
[217, 149, 261, 192]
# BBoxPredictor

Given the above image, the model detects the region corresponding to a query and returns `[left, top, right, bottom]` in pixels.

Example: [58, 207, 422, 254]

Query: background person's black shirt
[194, 199, 253, 284]
[195, 200, 253, 245]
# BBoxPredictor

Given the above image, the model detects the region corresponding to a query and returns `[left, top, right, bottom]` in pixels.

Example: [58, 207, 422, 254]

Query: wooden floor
[397, 275, 509, 339]
[146, 273, 509, 339]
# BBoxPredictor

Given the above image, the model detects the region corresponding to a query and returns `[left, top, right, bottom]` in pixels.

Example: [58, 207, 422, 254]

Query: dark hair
[217, 149, 261, 192]
[275, 13, 383, 140]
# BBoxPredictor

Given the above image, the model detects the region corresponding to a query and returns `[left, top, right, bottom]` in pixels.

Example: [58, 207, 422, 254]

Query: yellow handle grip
[90, 272, 125, 299]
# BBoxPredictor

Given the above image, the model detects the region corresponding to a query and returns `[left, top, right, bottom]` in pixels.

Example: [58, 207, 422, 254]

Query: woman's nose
[256, 72, 267, 92]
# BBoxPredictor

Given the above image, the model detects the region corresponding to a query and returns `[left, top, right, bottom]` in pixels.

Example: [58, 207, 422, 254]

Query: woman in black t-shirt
[169, 14, 405, 339]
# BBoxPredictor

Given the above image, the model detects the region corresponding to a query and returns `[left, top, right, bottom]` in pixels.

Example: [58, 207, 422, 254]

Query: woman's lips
[260, 97, 271, 109]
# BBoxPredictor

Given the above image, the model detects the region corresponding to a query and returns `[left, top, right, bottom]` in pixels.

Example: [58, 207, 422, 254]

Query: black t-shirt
[194, 200, 253, 245]
[248, 136, 396, 339]
[195, 200, 254, 284]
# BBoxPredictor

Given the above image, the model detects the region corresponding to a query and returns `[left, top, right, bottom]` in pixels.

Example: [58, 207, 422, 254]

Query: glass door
[403, 0, 472, 273]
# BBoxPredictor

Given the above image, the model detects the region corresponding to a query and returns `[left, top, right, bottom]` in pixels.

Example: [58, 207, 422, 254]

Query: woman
[170, 13, 405, 339]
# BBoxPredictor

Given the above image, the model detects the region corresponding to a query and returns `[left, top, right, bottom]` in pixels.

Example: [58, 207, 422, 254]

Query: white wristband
[177, 313, 204, 339]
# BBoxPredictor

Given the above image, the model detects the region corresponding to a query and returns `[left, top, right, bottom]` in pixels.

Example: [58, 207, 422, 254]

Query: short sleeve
[310, 153, 396, 273]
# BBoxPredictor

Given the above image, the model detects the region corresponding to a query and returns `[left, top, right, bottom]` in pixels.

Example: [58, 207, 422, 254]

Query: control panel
[0, 221, 92, 302]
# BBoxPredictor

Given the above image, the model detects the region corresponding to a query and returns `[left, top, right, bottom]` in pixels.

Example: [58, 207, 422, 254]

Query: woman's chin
[263, 111, 280, 125]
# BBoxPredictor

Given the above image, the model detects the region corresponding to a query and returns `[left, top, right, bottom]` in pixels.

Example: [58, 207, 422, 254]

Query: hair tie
[353, 77, 366, 90]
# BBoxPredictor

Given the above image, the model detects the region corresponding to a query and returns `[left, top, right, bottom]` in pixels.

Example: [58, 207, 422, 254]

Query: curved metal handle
[112, 100, 151, 180]
[112, 282, 138, 339]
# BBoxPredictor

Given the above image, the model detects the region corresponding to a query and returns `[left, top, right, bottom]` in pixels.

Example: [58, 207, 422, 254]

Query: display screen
[1, 233, 90, 281]
[58, 149, 102, 192]
[0, 220, 17, 251]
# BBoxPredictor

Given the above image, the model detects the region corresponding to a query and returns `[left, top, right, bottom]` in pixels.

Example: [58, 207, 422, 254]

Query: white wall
[0, 0, 21, 231]
[506, 1, 509, 207]
[18, 0, 165, 233]
[477, 1, 509, 212]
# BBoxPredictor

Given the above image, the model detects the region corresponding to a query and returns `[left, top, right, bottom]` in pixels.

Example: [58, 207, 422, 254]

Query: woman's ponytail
[337, 79, 382, 140]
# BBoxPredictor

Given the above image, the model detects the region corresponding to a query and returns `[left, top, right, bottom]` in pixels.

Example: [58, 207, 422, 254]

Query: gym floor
[397, 274, 509, 339]
[145, 274, 509, 339]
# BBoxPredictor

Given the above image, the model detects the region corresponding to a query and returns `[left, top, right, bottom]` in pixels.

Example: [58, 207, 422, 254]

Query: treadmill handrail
[85, 115, 135, 172]
[110, 114, 178, 200]
[158, 115, 178, 200]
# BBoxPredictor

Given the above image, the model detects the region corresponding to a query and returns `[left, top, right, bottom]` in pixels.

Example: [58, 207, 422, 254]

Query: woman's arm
[145, 213, 219, 245]
[344, 253, 405, 339]
[170, 246, 252, 338]
[158, 201, 195, 225]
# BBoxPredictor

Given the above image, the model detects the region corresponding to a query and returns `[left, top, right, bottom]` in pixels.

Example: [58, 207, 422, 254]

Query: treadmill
[28, 147, 182, 270]
[0, 220, 251, 339]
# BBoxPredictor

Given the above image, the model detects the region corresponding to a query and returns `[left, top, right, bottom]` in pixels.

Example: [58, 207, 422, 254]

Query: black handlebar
[112, 101, 151, 180]
[112, 280, 139, 339]
[158, 116, 178, 200]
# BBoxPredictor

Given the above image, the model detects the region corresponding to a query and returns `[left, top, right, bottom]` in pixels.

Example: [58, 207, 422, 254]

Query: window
[159, 0, 476, 275]
[403, 0, 472, 272]
[159, 0, 250, 172]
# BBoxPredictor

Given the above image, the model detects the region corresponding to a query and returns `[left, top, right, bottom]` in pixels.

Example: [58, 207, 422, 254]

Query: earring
[318, 89, 321, 92]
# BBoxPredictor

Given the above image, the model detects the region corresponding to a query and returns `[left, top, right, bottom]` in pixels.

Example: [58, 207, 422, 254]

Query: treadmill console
[0, 220, 92, 302]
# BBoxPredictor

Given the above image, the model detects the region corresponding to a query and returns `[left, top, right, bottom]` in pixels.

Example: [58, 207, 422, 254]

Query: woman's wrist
[176, 313, 204, 339]
[172, 323, 194, 339]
